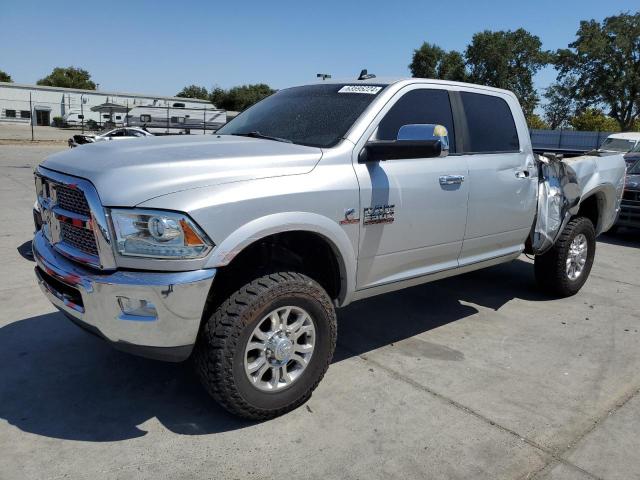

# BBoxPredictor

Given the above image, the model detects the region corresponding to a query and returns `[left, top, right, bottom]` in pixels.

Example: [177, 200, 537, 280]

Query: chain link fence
[0, 93, 616, 151]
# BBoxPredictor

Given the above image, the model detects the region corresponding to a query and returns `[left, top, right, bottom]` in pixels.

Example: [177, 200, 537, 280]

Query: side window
[376, 89, 455, 153]
[460, 92, 519, 153]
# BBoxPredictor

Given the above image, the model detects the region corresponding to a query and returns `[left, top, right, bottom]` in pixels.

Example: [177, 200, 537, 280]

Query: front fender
[204, 212, 358, 306]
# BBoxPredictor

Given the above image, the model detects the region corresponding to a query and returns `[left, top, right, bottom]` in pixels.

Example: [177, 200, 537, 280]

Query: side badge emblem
[339, 208, 360, 225]
[363, 204, 395, 225]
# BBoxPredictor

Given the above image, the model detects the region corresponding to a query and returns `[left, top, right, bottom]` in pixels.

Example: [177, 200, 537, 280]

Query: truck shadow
[0, 312, 252, 441]
[335, 258, 546, 362]
[0, 258, 546, 441]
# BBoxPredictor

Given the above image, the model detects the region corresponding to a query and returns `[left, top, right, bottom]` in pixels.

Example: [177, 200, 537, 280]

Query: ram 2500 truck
[32, 78, 625, 419]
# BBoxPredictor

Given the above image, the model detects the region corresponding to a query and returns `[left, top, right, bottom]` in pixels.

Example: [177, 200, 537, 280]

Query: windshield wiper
[232, 131, 292, 143]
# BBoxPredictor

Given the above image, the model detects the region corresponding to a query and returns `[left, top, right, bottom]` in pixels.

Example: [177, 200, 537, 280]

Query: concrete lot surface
[1, 144, 639, 479]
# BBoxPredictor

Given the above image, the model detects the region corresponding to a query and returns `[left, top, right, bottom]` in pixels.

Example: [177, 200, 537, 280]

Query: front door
[353, 86, 469, 290]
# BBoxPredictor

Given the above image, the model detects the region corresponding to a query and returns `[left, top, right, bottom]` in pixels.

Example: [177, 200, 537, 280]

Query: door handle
[439, 175, 465, 185]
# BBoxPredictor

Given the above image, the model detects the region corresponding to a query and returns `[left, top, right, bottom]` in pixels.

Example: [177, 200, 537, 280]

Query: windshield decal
[338, 85, 383, 95]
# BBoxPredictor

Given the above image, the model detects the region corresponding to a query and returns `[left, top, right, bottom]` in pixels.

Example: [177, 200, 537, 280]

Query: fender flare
[571, 184, 618, 234]
[204, 212, 357, 305]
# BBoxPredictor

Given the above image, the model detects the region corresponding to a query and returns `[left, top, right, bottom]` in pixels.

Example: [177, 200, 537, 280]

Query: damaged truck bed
[531, 152, 625, 255]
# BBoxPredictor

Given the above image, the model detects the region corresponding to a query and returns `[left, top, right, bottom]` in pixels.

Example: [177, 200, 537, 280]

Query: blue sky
[1, 0, 637, 98]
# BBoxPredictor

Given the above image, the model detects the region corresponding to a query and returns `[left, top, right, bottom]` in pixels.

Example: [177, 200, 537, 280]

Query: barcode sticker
[338, 85, 383, 94]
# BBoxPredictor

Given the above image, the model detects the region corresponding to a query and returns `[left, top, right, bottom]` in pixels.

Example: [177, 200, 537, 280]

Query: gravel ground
[0, 123, 78, 142]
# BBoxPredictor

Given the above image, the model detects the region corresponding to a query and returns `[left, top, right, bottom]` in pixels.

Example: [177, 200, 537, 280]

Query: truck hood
[41, 135, 323, 206]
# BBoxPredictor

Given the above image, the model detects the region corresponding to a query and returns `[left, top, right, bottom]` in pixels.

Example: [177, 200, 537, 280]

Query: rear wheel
[534, 216, 595, 297]
[194, 272, 336, 420]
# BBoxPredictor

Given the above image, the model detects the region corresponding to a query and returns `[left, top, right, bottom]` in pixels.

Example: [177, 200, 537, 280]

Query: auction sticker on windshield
[338, 85, 383, 94]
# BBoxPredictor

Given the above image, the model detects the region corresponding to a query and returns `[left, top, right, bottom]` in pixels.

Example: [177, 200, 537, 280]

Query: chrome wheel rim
[566, 233, 588, 281]
[244, 306, 316, 392]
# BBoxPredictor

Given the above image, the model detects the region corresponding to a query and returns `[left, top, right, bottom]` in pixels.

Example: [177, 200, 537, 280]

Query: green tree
[543, 82, 576, 129]
[409, 42, 467, 81]
[210, 84, 275, 111]
[0, 70, 12, 82]
[465, 29, 551, 116]
[37, 67, 96, 89]
[555, 12, 640, 131]
[209, 87, 226, 109]
[176, 85, 209, 100]
[526, 113, 549, 130]
[570, 108, 620, 132]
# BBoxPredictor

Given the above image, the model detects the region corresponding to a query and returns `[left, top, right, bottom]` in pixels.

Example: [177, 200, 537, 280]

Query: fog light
[117, 296, 157, 320]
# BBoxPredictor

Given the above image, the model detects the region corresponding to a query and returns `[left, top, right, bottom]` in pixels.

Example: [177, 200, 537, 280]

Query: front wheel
[534, 216, 596, 297]
[194, 272, 337, 420]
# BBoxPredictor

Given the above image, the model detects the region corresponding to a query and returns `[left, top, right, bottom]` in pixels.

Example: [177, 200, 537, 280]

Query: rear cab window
[459, 92, 520, 154]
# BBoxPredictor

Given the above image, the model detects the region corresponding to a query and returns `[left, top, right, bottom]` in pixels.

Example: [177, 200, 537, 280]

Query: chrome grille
[60, 222, 99, 256]
[55, 184, 91, 216]
[35, 168, 116, 269]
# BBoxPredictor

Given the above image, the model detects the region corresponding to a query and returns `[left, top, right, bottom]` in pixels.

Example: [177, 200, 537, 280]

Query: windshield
[217, 84, 386, 148]
[630, 142, 640, 153]
[629, 160, 640, 175]
[600, 137, 636, 152]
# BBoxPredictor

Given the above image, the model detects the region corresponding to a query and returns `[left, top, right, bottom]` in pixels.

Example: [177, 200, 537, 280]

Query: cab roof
[307, 76, 517, 97]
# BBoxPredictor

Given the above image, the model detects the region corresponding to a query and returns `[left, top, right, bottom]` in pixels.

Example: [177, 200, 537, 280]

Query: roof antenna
[358, 69, 376, 80]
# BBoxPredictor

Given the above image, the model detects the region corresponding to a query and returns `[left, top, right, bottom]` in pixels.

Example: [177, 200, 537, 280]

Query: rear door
[454, 90, 537, 265]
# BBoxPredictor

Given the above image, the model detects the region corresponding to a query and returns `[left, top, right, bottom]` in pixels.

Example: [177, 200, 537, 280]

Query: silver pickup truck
[32, 78, 625, 419]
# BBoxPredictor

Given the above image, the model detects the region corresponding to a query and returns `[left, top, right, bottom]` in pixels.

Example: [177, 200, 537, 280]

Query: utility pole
[80, 94, 85, 133]
[29, 92, 34, 141]
[203, 106, 206, 135]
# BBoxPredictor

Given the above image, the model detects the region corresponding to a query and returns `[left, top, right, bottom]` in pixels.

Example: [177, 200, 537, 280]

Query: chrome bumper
[32, 231, 216, 361]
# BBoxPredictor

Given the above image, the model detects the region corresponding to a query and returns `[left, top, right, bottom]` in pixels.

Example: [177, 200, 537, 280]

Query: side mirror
[359, 124, 449, 163]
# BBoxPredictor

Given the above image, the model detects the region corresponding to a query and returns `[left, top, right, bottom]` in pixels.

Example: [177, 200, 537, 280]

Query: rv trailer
[126, 105, 226, 134]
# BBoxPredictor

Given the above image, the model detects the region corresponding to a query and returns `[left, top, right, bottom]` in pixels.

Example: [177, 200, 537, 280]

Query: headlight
[110, 209, 213, 259]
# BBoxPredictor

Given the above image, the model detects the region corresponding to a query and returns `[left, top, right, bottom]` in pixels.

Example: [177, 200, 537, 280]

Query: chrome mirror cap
[397, 124, 449, 157]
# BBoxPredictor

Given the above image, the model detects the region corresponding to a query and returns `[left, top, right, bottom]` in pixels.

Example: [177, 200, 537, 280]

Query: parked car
[68, 127, 153, 147]
[623, 142, 640, 169]
[33, 77, 625, 420]
[616, 159, 640, 229]
[598, 132, 640, 154]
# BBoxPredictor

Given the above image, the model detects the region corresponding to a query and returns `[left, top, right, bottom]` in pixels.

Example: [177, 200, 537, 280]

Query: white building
[0, 82, 213, 126]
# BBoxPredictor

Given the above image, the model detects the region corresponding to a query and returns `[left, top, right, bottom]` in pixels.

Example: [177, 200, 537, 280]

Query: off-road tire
[194, 272, 337, 420]
[534, 216, 596, 297]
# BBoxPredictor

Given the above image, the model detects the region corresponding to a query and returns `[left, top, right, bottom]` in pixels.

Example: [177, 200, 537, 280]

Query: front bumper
[617, 192, 640, 229]
[32, 231, 216, 361]
[617, 204, 640, 228]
